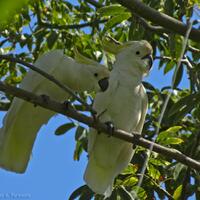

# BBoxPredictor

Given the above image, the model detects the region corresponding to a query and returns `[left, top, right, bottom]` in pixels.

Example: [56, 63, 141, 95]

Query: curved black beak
[98, 77, 109, 92]
[142, 54, 153, 70]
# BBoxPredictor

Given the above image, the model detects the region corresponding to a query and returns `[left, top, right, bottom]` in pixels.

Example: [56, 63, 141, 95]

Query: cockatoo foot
[63, 100, 72, 109]
[105, 121, 115, 137]
[40, 94, 50, 103]
[132, 133, 140, 149]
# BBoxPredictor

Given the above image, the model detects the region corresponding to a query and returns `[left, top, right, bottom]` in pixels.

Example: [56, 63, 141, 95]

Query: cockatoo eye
[136, 51, 140, 55]
[94, 73, 98, 77]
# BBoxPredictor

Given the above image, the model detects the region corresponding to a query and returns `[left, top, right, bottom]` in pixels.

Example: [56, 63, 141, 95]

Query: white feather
[84, 40, 152, 196]
[0, 50, 109, 173]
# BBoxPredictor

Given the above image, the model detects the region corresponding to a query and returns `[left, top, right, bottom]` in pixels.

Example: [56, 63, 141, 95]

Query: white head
[74, 48, 110, 92]
[83, 65, 110, 92]
[103, 38, 153, 77]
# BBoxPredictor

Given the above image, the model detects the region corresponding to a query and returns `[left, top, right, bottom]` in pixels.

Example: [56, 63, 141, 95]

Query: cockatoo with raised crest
[0, 49, 109, 173]
[84, 39, 153, 197]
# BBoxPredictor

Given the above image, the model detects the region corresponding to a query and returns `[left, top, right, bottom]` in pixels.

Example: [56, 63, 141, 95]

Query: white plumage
[0, 49, 109, 173]
[84, 40, 153, 197]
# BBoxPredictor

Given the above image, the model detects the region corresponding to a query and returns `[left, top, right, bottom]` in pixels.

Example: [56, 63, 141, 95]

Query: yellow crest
[102, 36, 133, 54]
[74, 47, 98, 65]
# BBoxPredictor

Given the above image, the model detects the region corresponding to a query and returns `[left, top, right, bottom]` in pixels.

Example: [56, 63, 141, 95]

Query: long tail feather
[84, 155, 114, 198]
[0, 99, 54, 173]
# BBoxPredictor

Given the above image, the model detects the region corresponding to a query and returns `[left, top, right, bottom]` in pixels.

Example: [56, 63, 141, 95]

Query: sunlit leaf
[98, 4, 128, 16]
[148, 164, 161, 180]
[157, 126, 182, 143]
[123, 177, 138, 187]
[104, 12, 131, 32]
[73, 141, 83, 161]
[164, 137, 184, 145]
[173, 185, 183, 200]
[121, 164, 138, 175]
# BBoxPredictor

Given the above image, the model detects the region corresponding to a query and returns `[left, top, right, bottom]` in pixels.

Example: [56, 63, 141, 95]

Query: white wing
[0, 50, 109, 173]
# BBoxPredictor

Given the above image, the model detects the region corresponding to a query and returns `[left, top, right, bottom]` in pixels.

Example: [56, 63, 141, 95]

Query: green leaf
[118, 186, 134, 200]
[79, 186, 94, 200]
[69, 185, 93, 200]
[168, 34, 176, 57]
[131, 186, 147, 199]
[73, 141, 83, 161]
[157, 126, 182, 142]
[173, 185, 183, 200]
[142, 81, 156, 91]
[47, 31, 58, 49]
[150, 158, 170, 166]
[98, 4, 128, 16]
[164, 0, 175, 16]
[104, 12, 131, 32]
[157, 126, 183, 146]
[123, 177, 138, 187]
[55, 123, 75, 136]
[148, 164, 161, 180]
[121, 164, 138, 175]
[173, 163, 187, 180]
[167, 93, 200, 118]
[173, 63, 184, 88]
[164, 60, 175, 74]
[164, 137, 184, 145]
[109, 190, 119, 200]
[165, 126, 182, 133]
[75, 126, 86, 141]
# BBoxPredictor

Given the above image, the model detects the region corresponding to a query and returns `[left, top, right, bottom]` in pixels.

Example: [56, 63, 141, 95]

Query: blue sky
[0, 1, 198, 200]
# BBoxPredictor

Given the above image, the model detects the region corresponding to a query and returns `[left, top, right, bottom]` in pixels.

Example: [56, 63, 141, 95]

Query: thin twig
[0, 81, 200, 171]
[0, 54, 96, 114]
[154, 56, 193, 69]
[133, 14, 169, 33]
[188, 45, 200, 54]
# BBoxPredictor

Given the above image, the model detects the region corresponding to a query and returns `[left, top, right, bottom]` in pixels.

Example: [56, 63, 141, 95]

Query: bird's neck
[112, 61, 143, 87]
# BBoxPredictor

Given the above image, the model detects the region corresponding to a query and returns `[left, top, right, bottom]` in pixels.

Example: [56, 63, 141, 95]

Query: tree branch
[0, 54, 96, 114]
[39, 19, 107, 30]
[116, 0, 200, 42]
[188, 45, 200, 54]
[154, 56, 193, 69]
[132, 14, 169, 34]
[0, 81, 200, 171]
[34, 1, 106, 31]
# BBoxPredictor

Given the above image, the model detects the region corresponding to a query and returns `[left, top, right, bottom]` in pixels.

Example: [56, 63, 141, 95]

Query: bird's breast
[106, 84, 142, 131]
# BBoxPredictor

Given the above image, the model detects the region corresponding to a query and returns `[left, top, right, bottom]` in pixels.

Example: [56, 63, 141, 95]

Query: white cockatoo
[0, 49, 109, 173]
[84, 40, 153, 197]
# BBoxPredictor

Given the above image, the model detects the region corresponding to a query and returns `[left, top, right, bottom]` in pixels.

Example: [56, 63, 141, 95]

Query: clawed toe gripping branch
[105, 121, 115, 137]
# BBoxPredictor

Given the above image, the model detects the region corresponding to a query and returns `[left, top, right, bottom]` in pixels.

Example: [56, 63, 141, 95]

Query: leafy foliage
[0, 0, 200, 199]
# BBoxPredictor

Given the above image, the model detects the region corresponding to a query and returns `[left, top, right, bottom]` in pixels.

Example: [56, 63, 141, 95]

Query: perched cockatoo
[84, 40, 153, 197]
[0, 49, 109, 173]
